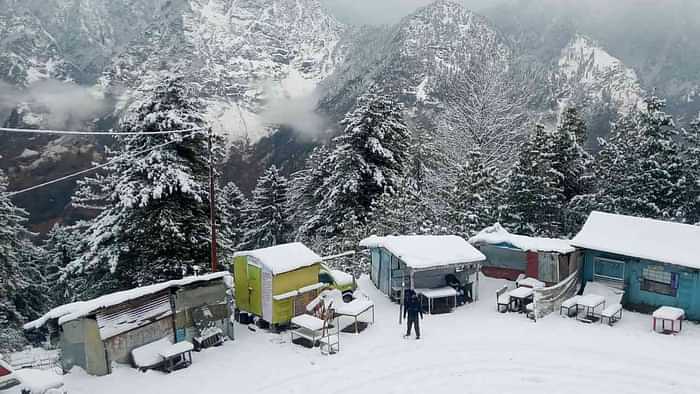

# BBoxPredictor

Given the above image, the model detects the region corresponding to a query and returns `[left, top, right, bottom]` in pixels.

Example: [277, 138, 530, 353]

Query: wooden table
[416, 287, 458, 314]
[652, 306, 684, 334]
[576, 294, 606, 322]
[508, 287, 534, 313]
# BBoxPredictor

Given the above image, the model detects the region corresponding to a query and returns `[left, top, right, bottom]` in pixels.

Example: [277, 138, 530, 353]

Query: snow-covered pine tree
[449, 149, 503, 238]
[71, 72, 218, 293]
[680, 116, 700, 224]
[289, 146, 331, 237]
[551, 106, 593, 201]
[502, 124, 566, 237]
[369, 178, 436, 237]
[578, 96, 685, 221]
[300, 91, 412, 238]
[0, 171, 48, 352]
[43, 222, 88, 306]
[240, 165, 291, 249]
[217, 181, 248, 261]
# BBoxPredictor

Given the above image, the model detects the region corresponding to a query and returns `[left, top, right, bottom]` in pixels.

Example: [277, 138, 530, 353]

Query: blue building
[571, 211, 700, 320]
[359, 235, 485, 306]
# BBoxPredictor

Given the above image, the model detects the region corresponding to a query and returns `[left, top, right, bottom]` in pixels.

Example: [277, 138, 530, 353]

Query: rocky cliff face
[0, 0, 678, 230]
[556, 35, 643, 114]
[103, 0, 344, 143]
[320, 1, 511, 121]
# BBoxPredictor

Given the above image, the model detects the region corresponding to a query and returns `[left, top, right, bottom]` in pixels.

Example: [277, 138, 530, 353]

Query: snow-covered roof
[469, 223, 576, 254]
[234, 242, 321, 275]
[25, 272, 230, 330]
[571, 211, 700, 270]
[359, 235, 485, 269]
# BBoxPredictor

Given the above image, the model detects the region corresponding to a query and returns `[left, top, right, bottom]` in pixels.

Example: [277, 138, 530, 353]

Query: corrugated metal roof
[96, 292, 173, 339]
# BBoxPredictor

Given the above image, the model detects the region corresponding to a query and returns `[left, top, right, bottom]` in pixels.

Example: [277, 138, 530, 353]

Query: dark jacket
[404, 294, 423, 319]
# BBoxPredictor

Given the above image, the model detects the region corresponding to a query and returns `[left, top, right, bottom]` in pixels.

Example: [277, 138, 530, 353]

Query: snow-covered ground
[57, 275, 700, 394]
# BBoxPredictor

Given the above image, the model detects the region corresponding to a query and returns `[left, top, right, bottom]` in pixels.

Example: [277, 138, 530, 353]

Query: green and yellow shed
[233, 243, 325, 326]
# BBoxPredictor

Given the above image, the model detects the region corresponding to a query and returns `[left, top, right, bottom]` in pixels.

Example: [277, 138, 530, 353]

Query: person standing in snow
[404, 291, 423, 339]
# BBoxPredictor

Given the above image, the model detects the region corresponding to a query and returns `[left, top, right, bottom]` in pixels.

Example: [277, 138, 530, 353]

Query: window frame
[593, 257, 626, 282]
[640, 266, 678, 297]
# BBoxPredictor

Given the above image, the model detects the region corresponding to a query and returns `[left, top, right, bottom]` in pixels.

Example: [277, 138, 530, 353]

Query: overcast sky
[320, 0, 501, 25]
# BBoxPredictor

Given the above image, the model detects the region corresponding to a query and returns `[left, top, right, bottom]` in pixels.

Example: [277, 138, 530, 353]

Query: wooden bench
[601, 303, 623, 326]
[290, 315, 325, 347]
[559, 296, 580, 317]
[496, 285, 510, 313]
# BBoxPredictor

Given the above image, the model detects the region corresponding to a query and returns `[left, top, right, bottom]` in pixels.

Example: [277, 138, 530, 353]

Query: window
[391, 255, 401, 270]
[641, 267, 678, 297]
[319, 272, 334, 284]
[594, 258, 625, 282]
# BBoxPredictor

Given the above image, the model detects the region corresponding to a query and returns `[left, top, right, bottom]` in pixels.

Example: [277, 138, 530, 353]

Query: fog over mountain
[1, 0, 699, 231]
[320, 0, 497, 24]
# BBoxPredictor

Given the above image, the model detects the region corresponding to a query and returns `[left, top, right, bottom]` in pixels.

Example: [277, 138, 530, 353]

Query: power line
[3, 132, 198, 198]
[0, 126, 206, 136]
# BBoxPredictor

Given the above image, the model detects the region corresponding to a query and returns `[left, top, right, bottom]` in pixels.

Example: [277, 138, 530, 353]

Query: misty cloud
[0, 80, 110, 129]
[320, 0, 498, 25]
[261, 92, 328, 140]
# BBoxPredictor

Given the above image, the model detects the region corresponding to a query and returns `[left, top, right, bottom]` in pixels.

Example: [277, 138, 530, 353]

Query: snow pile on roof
[329, 269, 354, 286]
[25, 272, 230, 330]
[359, 235, 485, 269]
[469, 223, 576, 254]
[234, 242, 321, 274]
[571, 211, 700, 269]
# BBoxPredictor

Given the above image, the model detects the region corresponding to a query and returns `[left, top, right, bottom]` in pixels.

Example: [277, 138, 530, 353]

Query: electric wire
[3, 132, 200, 198]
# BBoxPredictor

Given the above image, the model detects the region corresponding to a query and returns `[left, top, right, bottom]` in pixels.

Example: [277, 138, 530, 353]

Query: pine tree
[502, 124, 566, 237]
[72, 72, 218, 293]
[551, 106, 593, 202]
[449, 150, 503, 238]
[369, 178, 437, 237]
[240, 165, 291, 249]
[290, 146, 332, 237]
[43, 222, 88, 306]
[578, 96, 685, 221]
[680, 117, 700, 224]
[217, 181, 248, 261]
[300, 91, 412, 238]
[0, 171, 48, 352]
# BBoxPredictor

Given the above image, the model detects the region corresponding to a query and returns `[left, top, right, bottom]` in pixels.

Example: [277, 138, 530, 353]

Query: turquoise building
[572, 212, 700, 320]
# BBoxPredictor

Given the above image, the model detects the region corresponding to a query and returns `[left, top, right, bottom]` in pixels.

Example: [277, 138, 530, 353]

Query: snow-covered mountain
[0, 0, 676, 230]
[321, 1, 510, 122]
[1, 0, 344, 229]
[556, 35, 643, 114]
[104, 0, 344, 143]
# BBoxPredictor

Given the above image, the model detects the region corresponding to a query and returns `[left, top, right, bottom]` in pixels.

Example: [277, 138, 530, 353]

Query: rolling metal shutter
[96, 292, 173, 339]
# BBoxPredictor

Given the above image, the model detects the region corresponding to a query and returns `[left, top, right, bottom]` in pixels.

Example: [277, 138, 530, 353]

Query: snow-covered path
[63, 275, 700, 393]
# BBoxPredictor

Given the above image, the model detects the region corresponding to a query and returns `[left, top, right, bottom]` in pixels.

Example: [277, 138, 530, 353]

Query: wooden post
[399, 278, 405, 325]
[208, 128, 218, 272]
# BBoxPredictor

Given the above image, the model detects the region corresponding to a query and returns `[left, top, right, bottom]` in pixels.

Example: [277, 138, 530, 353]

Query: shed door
[247, 265, 263, 317]
[538, 252, 558, 283]
[234, 256, 249, 311]
[380, 250, 391, 294]
[371, 249, 380, 286]
[261, 270, 273, 322]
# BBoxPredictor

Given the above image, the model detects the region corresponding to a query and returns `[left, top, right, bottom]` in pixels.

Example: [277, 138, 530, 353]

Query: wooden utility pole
[208, 127, 218, 272]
